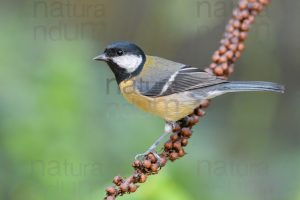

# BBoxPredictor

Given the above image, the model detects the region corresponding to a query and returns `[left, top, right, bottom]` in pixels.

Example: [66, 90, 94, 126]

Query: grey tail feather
[220, 81, 285, 93]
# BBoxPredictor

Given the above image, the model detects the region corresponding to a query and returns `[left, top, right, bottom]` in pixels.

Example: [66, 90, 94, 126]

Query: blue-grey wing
[135, 56, 227, 97]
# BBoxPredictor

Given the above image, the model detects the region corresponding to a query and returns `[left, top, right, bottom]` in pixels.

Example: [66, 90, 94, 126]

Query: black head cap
[94, 41, 146, 84]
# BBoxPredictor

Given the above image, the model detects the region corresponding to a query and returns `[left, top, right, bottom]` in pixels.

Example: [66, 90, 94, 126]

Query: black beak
[93, 53, 108, 61]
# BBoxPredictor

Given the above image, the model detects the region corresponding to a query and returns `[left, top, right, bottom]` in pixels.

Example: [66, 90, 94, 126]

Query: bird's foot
[134, 122, 175, 167]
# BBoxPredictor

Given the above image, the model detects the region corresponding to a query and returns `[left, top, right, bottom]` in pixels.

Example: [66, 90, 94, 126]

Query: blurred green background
[0, 0, 299, 200]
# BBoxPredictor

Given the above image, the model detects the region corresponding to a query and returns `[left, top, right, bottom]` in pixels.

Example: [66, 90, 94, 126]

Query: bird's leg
[135, 121, 175, 164]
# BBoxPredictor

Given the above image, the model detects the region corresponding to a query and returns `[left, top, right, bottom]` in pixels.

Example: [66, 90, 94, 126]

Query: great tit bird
[94, 41, 284, 161]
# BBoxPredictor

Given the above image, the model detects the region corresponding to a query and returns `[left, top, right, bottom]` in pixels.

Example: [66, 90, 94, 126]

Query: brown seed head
[210, 63, 217, 69]
[239, 1, 248, 10]
[199, 100, 210, 108]
[181, 128, 192, 138]
[181, 138, 189, 146]
[178, 149, 186, 157]
[164, 141, 173, 150]
[147, 153, 157, 163]
[195, 108, 205, 116]
[173, 141, 182, 151]
[240, 32, 248, 40]
[106, 196, 115, 200]
[139, 174, 147, 183]
[132, 160, 141, 168]
[169, 152, 179, 161]
[113, 176, 123, 186]
[214, 67, 224, 76]
[120, 183, 128, 193]
[106, 187, 116, 196]
[128, 183, 137, 193]
[219, 46, 227, 54]
[170, 134, 179, 142]
[151, 164, 159, 173]
[143, 160, 152, 169]
[172, 124, 181, 132]
[160, 156, 167, 167]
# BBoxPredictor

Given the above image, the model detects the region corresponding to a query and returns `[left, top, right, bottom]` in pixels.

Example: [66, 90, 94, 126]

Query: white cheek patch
[112, 55, 143, 73]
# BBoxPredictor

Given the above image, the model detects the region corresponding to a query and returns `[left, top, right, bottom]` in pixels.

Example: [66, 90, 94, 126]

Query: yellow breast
[119, 80, 200, 121]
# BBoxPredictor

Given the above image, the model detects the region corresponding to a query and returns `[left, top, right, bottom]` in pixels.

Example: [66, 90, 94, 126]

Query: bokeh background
[0, 0, 299, 200]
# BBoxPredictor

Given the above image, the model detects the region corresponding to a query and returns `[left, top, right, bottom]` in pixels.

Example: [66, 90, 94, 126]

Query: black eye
[117, 50, 124, 56]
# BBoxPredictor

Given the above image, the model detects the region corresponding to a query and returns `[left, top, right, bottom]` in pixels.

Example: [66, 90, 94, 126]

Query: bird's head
[94, 41, 146, 83]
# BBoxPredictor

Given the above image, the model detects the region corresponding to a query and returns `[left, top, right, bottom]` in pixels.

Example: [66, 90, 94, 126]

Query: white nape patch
[112, 55, 143, 73]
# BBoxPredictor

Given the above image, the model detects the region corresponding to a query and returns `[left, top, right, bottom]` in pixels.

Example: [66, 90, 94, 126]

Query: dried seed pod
[181, 138, 189, 146]
[226, 51, 234, 60]
[181, 128, 192, 138]
[199, 100, 210, 108]
[106, 196, 115, 200]
[219, 56, 227, 63]
[235, 51, 241, 59]
[128, 183, 137, 193]
[192, 115, 200, 124]
[240, 32, 248, 40]
[132, 160, 141, 168]
[251, 10, 258, 17]
[169, 152, 179, 161]
[164, 141, 173, 150]
[185, 116, 194, 126]
[106, 187, 117, 195]
[238, 43, 245, 51]
[210, 63, 217, 69]
[247, 2, 254, 10]
[221, 39, 231, 48]
[139, 174, 147, 183]
[259, 0, 269, 5]
[230, 37, 239, 44]
[113, 176, 123, 186]
[221, 63, 228, 71]
[195, 108, 205, 116]
[173, 141, 182, 151]
[233, 10, 240, 19]
[178, 149, 186, 157]
[219, 46, 227, 54]
[143, 160, 152, 169]
[147, 153, 157, 163]
[252, 2, 260, 11]
[233, 20, 241, 28]
[229, 44, 238, 52]
[172, 124, 181, 132]
[214, 66, 224, 76]
[160, 156, 167, 167]
[120, 183, 129, 193]
[226, 25, 235, 33]
[247, 16, 255, 25]
[241, 22, 250, 31]
[241, 10, 250, 18]
[151, 164, 159, 173]
[170, 134, 179, 142]
[239, 1, 248, 10]
[233, 30, 240, 37]
[212, 52, 220, 62]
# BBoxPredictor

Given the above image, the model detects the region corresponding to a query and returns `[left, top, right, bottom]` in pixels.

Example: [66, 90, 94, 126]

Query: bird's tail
[220, 81, 285, 93]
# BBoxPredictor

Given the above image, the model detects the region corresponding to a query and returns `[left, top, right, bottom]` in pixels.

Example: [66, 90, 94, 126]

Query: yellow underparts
[119, 80, 200, 121]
